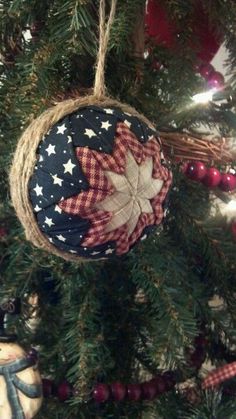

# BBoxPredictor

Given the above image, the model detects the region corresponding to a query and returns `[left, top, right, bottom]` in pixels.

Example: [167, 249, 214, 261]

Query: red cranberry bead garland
[198, 62, 225, 91]
[185, 161, 236, 192]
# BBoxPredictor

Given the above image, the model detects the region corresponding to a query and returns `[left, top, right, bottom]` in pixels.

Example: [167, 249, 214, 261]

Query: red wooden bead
[207, 71, 225, 89]
[150, 375, 166, 394]
[186, 161, 207, 181]
[199, 63, 214, 79]
[202, 167, 221, 188]
[141, 381, 157, 400]
[127, 383, 142, 401]
[93, 383, 110, 403]
[219, 173, 236, 192]
[42, 378, 53, 398]
[57, 381, 72, 402]
[110, 382, 126, 401]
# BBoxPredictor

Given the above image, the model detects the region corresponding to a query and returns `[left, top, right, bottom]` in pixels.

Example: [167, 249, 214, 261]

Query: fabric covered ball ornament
[9, 0, 172, 262]
[0, 341, 42, 419]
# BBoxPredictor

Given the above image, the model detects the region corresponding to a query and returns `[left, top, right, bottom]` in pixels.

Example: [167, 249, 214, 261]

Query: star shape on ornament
[34, 205, 41, 212]
[57, 123, 67, 135]
[59, 122, 172, 255]
[45, 144, 56, 156]
[54, 205, 62, 213]
[104, 108, 114, 114]
[33, 184, 43, 196]
[123, 119, 131, 129]
[101, 120, 112, 130]
[84, 128, 96, 139]
[56, 234, 66, 242]
[63, 159, 76, 175]
[105, 248, 114, 255]
[45, 217, 55, 228]
[51, 174, 63, 186]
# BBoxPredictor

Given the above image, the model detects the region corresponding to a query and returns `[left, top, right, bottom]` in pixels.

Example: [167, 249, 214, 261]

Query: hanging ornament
[9, 0, 172, 262]
[0, 303, 42, 419]
[145, 0, 221, 63]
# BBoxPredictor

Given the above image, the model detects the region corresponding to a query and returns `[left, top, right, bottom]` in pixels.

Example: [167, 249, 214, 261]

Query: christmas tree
[1, 0, 236, 417]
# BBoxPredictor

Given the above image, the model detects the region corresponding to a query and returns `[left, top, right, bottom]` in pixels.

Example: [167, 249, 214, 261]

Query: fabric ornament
[9, 0, 172, 262]
[0, 342, 42, 419]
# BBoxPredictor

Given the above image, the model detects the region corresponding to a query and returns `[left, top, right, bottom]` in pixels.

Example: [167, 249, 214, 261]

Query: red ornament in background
[186, 161, 207, 181]
[57, 381, 72, 402]
[219, 174, 236, 192]
[93, 383, 110, 403]
[202, 168, 221, 188]
[127, 384, 142, 401]
[110, 382, 126, 401]
[145, 0, 221, 63]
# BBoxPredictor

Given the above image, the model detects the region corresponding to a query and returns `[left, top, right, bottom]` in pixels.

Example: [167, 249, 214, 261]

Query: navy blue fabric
[29, 106, 159, 259]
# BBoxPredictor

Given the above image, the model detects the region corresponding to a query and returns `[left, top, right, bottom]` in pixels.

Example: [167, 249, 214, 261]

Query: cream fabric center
[96, 150, 164, 236]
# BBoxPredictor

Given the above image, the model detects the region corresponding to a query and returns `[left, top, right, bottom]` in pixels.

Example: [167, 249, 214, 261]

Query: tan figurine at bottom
[0, 341, 43, 419]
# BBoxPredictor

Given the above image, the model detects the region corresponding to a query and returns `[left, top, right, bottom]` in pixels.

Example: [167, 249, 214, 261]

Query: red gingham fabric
[202, 362, 236, 389]
[59, 122, 172, 255]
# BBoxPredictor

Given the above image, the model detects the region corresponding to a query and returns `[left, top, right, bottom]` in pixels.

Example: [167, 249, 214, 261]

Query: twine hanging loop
[93, 0, 117, 99]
